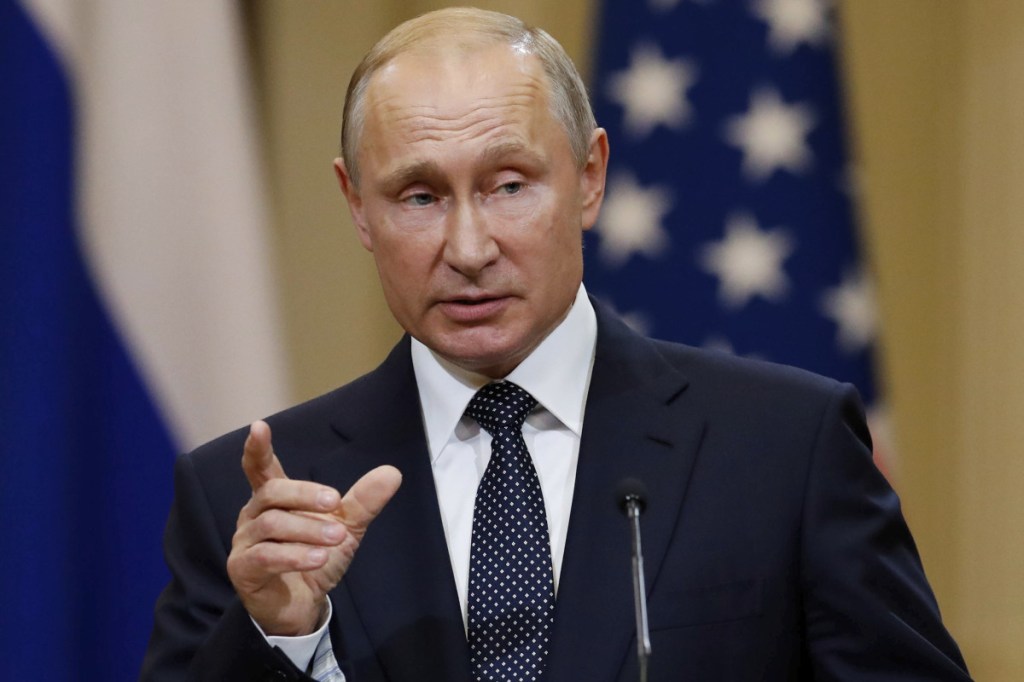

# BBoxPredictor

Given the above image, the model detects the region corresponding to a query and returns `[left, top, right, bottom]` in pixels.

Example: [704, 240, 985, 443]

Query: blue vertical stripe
[1, 1, 176, 678]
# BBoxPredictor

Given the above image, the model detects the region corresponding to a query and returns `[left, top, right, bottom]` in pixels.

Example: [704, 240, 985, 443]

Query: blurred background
[3, 0, 1022, 679]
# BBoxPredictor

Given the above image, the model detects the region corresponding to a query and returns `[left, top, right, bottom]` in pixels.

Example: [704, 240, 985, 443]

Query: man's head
[335, 8, 609, 378]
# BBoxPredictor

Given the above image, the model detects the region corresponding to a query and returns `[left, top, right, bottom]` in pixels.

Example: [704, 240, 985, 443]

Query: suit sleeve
[800, 384, 971, 680]
[139, 451, 316, 682]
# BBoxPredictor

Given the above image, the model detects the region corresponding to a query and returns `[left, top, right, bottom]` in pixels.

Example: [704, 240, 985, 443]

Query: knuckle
[255, 510, 283, 538]
[227, 548, 263, 586]
[249, 543, 275, 570]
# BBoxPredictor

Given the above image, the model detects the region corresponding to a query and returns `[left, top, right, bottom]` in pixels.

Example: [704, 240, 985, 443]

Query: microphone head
[615, 477, 649, 514]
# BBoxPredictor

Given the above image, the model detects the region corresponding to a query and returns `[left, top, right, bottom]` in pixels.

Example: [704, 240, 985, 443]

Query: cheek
[371, 209, 438, 265]
[504, 195, 582, 265]
[375, 243, 426, 286]
[501, 190, 573, 241]
[516, 233, 584, 300]
[371, 230, 440, 302]
[540, 200, 585, 256]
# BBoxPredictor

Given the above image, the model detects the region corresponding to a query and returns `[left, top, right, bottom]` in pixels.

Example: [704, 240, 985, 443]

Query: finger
[234, 508, 348, 552]
[228, 541, 332, 587]
[242, 420, 288, 491]
[238, 478, 342, 525]
[336, 465, 403, 535]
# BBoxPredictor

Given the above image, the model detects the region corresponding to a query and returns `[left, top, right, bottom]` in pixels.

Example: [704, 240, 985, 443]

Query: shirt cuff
[251, 599, 333, 673]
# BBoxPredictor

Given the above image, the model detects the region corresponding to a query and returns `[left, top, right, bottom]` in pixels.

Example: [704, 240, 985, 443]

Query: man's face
[336, 44, 608, 378]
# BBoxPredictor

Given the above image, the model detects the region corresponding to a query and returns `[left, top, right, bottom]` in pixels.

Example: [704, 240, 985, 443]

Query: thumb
[336, 465, 403, 535]
[241, 420, 288, 491]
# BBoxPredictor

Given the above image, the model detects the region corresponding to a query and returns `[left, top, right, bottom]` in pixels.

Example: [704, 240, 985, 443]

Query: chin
[436, 339, 528, 378]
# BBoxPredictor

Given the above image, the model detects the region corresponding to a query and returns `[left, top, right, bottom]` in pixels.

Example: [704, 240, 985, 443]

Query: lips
[437, 294, 511, 323]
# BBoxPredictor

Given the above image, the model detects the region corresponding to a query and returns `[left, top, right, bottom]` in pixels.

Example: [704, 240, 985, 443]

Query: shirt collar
[411, 284, 597, 463]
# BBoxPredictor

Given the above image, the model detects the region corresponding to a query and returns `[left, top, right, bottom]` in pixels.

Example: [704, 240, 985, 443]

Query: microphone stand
[624, 493, 651, 682]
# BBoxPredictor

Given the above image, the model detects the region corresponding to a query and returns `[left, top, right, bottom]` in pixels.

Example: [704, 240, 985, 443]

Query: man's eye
[405, 193, 435, 206]
[499, 182, 524, 195]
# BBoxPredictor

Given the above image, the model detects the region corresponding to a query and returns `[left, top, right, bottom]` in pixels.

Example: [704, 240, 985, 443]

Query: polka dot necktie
[465, 381, 555, 682]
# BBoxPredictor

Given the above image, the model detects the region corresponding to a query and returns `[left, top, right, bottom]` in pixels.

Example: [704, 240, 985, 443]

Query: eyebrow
[379, 161, 444, 196]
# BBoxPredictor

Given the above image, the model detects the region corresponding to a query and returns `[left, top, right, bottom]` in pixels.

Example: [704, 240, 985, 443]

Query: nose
[442, 200, 499, 277]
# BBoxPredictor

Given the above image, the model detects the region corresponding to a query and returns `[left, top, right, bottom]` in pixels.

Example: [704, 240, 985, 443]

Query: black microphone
[617, 478, 651, 682]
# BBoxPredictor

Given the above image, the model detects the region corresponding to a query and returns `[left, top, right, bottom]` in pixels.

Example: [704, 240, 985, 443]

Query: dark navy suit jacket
[141, 302, 970, 681]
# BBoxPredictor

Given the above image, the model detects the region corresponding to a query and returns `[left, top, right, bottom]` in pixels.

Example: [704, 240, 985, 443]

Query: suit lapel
[312, 338, 471, 682]
[546, 304, 706, 681]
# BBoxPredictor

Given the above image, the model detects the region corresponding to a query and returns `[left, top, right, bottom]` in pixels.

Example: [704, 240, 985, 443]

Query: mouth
[437, 294, 512, 323]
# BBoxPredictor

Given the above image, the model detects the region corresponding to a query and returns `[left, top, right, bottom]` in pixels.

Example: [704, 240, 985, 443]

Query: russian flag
[1, 1, 290, 678]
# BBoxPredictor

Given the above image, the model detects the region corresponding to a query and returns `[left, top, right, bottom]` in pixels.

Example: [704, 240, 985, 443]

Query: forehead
[357, 44, 562, 173]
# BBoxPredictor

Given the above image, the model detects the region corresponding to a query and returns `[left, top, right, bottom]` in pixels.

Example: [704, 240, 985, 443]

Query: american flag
[584, 0, 886, 452]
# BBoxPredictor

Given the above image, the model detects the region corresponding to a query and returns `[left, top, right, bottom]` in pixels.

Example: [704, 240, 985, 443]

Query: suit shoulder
[650, 338, 853, 404]
[646, 339, 872, 469]
[593, 299, 849, 405]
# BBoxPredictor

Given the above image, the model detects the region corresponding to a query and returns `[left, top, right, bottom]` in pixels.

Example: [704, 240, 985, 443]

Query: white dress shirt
[269, 284, 597, 671]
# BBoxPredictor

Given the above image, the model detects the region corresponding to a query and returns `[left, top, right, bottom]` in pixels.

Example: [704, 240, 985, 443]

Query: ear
[579, 128, 610, 232]
[334, 158, 374, 252]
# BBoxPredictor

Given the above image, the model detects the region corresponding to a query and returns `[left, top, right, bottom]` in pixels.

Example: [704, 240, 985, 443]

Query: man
[142, 8, 969, 681]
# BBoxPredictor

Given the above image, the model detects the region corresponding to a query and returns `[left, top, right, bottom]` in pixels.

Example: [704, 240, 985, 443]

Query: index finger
[241, 420, 288, 491]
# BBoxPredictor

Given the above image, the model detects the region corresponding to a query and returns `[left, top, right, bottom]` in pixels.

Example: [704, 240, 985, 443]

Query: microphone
[617, 478, 651, 682]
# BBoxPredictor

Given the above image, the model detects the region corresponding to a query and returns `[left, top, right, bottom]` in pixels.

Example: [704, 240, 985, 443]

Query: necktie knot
[465, 381, 536, 437]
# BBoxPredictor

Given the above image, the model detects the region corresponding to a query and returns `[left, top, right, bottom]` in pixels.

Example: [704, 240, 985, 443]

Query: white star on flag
[752, 0, 831, 54]
[820, 269, 877, 353]
[606, 43, 698, 138]
[725, 87, 816, 181]
[699, 213, 795, 308]
[594, 173, 673, 266]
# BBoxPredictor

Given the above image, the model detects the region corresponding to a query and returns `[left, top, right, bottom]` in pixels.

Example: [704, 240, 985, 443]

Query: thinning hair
[340, 7, 597, 187]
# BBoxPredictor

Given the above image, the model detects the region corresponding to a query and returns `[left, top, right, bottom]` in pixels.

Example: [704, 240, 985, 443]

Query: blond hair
[340, 7, 596, 186]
